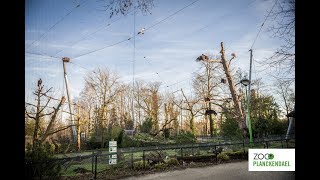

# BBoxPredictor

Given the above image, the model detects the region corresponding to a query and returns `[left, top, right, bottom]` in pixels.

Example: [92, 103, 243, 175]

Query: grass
[53, 151, 94, 158]
[61, 162, 109, 176]
[61, 163, 92, 176]
[121, 147, 248, 160]
[268, 141, 284, 148]
[122, 149, 180, 160]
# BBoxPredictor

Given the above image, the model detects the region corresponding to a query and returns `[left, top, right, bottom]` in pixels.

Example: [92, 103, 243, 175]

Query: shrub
[25, 142, 54, 162]
[146, 150, 166, 165]
[54, 135, 75, 153]
[154, 162, 167, 170]
[163, 128, 170, 139]
[85, 136, 101, 149]
[212, 147, 223, 154]
[217, 153, 230, 161]
[176, 131, 196, 144]
[180, 148, 196, 157]
[220, 114, 243, 139]
[73, 167, 90, 174]
[140, 118, 153, 134]
[117, 130, 124, 147]
[166, 158, 179, 166]
[178, 154, 216, 163]
[122, 134, 137, 148]
[122, 133, 176, 148]
[108, 125, 123, 141]
[225, 150, 247, 159]
[133, 160, 150, 170]
[25, 142, 62, 179]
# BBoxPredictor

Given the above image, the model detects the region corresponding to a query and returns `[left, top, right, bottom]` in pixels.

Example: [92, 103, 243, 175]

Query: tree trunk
[40, 96, 65, 142]
[220, 42, 245, 128]
[101, 92, 107, 148]
[32, 86, 42, 149]
[190, 113, 195, 134]
[209, 104, 214, 138]
[77, 105, 81, 151]
[77, 117, 81, 151]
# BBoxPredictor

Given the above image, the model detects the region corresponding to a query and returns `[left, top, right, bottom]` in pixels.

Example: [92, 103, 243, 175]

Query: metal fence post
[92, 151, 94, 174]
[286, 139, 289, 148]
[94, 155, 97, 180]
[131, 153, 134, 169]
[214, 145, 217, 164]
[192, 144, 194, 156]
[281, 140, 284, 148]
[143, 150, 145, 169]
[242, 139, 246, 159]
[181, 148, 183, 158]
[40, 161, 43, 180]
[266, 141, 269, 149]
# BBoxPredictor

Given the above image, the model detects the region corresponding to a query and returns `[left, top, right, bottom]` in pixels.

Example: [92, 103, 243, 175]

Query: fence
[25, 136, 295, 179]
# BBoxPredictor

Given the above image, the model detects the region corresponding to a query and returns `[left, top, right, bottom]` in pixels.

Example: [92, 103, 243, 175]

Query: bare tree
[115, 84, 133, 129]
[134, 81, 152, 120]
[266, 0, 295, 79]
[134, 81, 162, 134]
[25, 79, 75, 150]
[161, 94, 179, 136]
[149, 82, 162, 132]
[274, 79, 295, 119]
[78, 84, 98, 140]
[102, 0, 155, 18]
[173, 89, 202, 134]
[84, 67, 122, 147]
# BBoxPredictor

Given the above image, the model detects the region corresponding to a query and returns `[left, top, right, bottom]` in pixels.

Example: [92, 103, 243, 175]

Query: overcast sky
[25, 0, 292, 105]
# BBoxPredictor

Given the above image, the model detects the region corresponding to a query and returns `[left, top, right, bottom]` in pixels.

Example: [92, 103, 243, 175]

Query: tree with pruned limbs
[25, 79, 76, 150]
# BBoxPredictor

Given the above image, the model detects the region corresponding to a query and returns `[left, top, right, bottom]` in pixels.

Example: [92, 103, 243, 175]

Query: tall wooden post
[62, 57, 77, 143]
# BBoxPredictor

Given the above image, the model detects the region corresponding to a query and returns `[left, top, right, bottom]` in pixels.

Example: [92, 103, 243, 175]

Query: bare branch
[228, 56, 235, 68]
[39, 96, 52, 114]
[40, 87, 53, 97]
[105, 0, 154, 18]
[25, 111, 36, 120]
[44, 125, 77, 137]
[25, 102, 38, 108]
[41, 96, 66, 142]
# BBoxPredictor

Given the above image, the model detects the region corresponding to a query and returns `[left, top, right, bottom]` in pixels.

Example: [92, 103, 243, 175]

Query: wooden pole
[62, 57, 77, 143]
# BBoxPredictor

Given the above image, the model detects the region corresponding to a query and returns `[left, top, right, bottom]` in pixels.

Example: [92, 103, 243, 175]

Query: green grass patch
[61, 163, 109, 176]
[53, 151, 93, 158]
